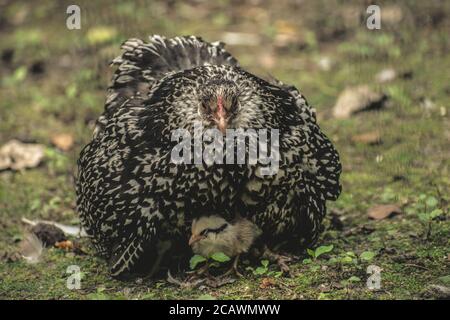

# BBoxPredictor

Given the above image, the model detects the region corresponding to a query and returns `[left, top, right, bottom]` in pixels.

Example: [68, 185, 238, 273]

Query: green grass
[0, 0, 449, 299]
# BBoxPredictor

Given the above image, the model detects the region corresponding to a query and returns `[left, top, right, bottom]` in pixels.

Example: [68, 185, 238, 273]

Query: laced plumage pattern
[76, 35, 342, 278]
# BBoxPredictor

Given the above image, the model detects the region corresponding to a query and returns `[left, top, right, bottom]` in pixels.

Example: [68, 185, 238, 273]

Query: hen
[76, 35, 341, 278]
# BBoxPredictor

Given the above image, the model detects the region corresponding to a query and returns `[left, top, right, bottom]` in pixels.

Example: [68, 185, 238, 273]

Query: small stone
[375, 68, 397, 83]
[317, 57, 332, 71]
[420, 98, 435, 112]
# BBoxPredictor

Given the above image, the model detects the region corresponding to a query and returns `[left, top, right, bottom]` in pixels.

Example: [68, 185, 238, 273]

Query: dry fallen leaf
[51, 133, 74, 151]
[55, 240, 74, 251]
[332, 85, 387, 119]
[351, 131, 382, 145]
[260, 277, 276, 289]
[0, 140, 45, 170]
[368, 204, 402, 220]
[274, 20, 297, 35]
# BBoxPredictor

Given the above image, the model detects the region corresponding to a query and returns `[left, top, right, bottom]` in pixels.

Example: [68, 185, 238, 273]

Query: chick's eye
[200, 229, 209, 236]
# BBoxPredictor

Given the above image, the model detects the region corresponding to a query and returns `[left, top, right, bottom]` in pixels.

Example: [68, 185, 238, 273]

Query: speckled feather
[76, 35, 341, 277]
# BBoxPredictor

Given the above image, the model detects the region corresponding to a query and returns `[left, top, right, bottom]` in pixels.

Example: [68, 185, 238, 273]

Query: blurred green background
[0, 0, 449, 299]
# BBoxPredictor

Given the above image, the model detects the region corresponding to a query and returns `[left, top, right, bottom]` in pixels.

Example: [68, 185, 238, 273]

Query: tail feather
[101, 35, 238, 122]
[94, 35, 239, 138]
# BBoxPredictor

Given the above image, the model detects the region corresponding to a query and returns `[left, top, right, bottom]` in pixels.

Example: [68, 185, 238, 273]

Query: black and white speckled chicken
[76, 35, 341, 278]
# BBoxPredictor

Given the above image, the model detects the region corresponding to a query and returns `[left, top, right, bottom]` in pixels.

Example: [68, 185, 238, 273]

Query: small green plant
[65, 83, 78, 99]
[86, 26, 118, 45]
[348, 276, 361, 283]
[340, 275, 362, 287]
[341, 252, 355, 264]
[210, 252, 231, 263]
[253, 259, 269, 275]
[360, 251, 376, 262]
[45, 148, 69, 174]
[415, 194, 444, 239]
[2, 66, 27, 86]
[86, 287, 126, 300]
[189, 252, 231, 270]
[329, 250, 376, 266]
[307, 244, 334, 260]
[317, 292, 329, 300]
[246, 260, 282, 277]
[328, 251, 358, 267]
[380, 187, 397, 202]
[418, 208, 443, 239]
[189, 254, 207, 269]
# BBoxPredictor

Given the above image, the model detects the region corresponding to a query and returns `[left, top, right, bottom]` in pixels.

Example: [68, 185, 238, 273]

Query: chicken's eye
[200, 96, 213, 112]
[200, 229, 209, 236]
[229, 96, 239, 112]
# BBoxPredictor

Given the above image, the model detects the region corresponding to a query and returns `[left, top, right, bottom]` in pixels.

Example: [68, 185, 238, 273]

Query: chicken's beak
[189, 234, 204, 246]
[216, 116, 227, 134]
[214, 102, 228, 134]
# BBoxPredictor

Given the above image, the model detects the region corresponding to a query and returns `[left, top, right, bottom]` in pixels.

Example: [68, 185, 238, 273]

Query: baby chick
[189, 215, 261, 276]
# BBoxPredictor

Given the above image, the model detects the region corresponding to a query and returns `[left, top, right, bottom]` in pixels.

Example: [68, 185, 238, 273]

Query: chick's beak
[189, 234, 204, 246]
